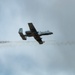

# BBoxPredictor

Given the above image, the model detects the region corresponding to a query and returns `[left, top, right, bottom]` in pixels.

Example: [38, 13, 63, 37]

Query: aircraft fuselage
[25, 31, 53, 37]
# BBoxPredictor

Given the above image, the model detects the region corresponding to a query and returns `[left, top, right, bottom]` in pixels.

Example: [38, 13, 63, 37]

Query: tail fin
[18, 28, 27, 40]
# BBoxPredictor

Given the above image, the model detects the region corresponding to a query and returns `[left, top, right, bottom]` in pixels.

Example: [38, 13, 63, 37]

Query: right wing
[28, 23, 37, 32]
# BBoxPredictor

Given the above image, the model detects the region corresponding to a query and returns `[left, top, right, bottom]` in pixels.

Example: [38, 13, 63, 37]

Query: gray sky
[0, 0, 75, 75]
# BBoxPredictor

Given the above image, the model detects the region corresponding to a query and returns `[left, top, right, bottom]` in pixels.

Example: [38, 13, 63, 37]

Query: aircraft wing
[28, 23, 37, 32]
[34, 35, 44, 44]
[28, 23, 44, 44]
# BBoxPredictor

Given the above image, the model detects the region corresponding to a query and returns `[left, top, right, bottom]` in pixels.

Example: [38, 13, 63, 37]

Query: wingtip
[28, 23, 33, 25]
[39, 41, 45, 44]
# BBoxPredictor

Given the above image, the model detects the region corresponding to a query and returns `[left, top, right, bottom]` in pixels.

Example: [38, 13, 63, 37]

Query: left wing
[35, 38, 44, 44]
[34, 36, 44, 44]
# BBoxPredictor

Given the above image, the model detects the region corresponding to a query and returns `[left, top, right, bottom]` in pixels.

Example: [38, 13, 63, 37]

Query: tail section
[18, 28, 27, 40]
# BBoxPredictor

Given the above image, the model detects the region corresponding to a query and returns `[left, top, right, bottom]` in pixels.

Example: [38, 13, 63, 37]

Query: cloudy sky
[0, 0, 75, 75]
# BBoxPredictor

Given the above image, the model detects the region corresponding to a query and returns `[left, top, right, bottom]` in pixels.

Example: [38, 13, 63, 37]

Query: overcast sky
[0, 0, 75, 75]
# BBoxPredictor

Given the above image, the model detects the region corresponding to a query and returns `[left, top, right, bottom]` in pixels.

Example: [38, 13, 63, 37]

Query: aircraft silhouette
[18, 23, 53, 44]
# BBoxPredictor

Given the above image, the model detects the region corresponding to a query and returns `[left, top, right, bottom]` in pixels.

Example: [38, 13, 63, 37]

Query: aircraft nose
[50, 32, 53, 34]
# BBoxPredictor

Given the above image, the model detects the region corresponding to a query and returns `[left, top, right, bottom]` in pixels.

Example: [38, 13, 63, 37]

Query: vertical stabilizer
[18, 28, 27, 40]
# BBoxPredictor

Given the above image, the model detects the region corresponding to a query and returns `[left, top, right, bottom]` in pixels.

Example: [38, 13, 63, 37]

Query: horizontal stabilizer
[18, 28, 27, 40]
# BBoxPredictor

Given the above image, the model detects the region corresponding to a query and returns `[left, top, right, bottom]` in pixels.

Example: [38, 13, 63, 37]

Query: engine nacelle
[25, 31, 32, 37]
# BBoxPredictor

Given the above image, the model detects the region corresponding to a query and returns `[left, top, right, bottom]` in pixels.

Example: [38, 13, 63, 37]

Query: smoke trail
[0, 41, 10, 43]
[0, 40, 75, 48]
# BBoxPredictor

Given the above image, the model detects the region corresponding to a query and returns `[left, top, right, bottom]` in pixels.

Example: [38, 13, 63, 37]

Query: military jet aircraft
[18, 23, 53, 44]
